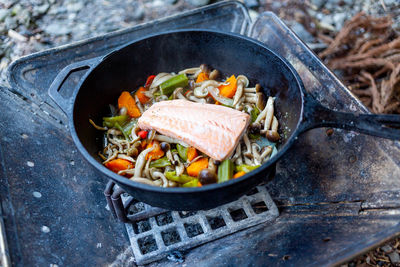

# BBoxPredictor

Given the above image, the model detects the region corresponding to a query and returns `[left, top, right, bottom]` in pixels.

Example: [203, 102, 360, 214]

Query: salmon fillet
[138, 99, 250, 161]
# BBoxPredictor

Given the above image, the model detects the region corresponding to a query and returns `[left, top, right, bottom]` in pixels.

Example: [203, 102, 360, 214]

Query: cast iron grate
[122, 184, 278, 265]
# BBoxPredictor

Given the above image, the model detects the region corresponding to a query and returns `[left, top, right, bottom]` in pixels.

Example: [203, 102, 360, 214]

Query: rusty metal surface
[0, 5, 399, 267]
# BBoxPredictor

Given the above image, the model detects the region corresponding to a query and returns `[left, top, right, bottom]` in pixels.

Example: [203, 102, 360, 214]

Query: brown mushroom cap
[266, 130, 280, 142]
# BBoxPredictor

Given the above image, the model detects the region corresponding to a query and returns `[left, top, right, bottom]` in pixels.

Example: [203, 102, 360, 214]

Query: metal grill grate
[123, 185, 278, 265]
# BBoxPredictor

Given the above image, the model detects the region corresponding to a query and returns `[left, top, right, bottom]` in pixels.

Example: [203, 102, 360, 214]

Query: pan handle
[48, 56, 102, 115]
[300, 95, 400, 140]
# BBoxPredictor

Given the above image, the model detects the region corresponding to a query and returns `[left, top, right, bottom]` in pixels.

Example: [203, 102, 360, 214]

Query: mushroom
[194, 80, 220, 88]
[133, 146, 155, 178]
[254, 96, 274, 125]
[143, 157, 152, 178]
[103, 150, 118, 164]
[243, 133, 253, 159]
[179, 67, 201, 75]
[151, 171, 169, 188]
[135, 95, 144, 114]
[209, 69, 220, 80]
[252, 143, 262, 165]
[231, 144, 241, 162]
[173, 153, 185, 176]
[260, 146, 273, 163]
[266, 116, 280, 142]
[188, 95, 206, 103]
[193, 85, 210, 98]
[150, 73, 173, 90]
[130, 177, 158, 186]
[208, 159, 217, 173]
[200, 64, 211, 74]
[117, 154, 135, 163]
[172, 87, 186, 100]
[199, 169, 217, 185]
[160, 142, 176, 164]
[233, 75, 249, 106]
[245, 92, 265, 110]
[244, 84, 262, 93]
[155, 94, 169, 102]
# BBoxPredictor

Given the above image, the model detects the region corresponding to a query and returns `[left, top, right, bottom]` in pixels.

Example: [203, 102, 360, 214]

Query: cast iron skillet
[48, 30, 400, 211]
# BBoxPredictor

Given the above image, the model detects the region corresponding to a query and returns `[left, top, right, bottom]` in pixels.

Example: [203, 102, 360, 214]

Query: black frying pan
[48, 30, 400, 211]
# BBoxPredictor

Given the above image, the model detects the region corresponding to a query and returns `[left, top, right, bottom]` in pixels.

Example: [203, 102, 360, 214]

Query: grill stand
[104, 181, 278, 265]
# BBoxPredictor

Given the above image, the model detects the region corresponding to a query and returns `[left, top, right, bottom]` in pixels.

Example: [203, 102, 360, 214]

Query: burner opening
[246, 187, 259, 196]
[184, 222, 204, 238]
[133, 219, 151, 234]
[207, 215, 226, 230]
[137, 235, 158, 255]
[179, 211, 197, 218]
[229, 208, 248, 221]
[251, 201, 269, 214]
[128, 201, 146, 215]
[161, 228, 181, 246]
[156, 212, 173, 226]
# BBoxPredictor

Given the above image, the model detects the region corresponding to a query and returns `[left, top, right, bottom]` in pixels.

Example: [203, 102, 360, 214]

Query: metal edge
[6, 0, 251, 90]
[324, 221, 400, 267]
[249, 11, 370, 114]
[0, 203, 10, 267]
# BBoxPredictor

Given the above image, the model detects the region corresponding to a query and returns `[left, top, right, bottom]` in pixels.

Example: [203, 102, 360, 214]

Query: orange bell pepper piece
[233, 171, 246, 179]
[187, 158, 209, 177]
[187, 147, 198, 162]
[105, 159, 133, 173]
[118, 91, 141, 118]
[135, 86, 150, 104]
[145, 140, 165, 160]
[218, 75, 237, 98]
[196, 72, 209, 83]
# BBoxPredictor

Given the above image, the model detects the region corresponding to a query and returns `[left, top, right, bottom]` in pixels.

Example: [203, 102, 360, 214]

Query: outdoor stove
[2, 1, 400, 266]
[105, 180, 278, 265]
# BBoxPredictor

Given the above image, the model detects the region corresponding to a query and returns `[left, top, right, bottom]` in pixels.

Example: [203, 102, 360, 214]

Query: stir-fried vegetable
[150, 156, 171, 168]
[105, 159, 133, 173]
[219, 75, 237, 98]
[187, 157, 209, 177]
[233, 171, 246, 178]
[217, 159, 234, 183]
[135, 87, 150, 104]
[118, 91, 141, 117]
[235, 164, 260, 173]
[187, 147, 198, 162]
[165, 171, 196, 184]
[160, 74, 188, 96]
[176, 144, 188, 161]
[92, 64, 281, 188]
[103, 115, 129, 128]
[196, 72, 209, 83]
[182, 179, 199, 187]
[145, 140, 165, 160]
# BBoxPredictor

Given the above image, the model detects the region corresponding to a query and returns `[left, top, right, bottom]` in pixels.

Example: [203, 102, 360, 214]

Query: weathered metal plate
[1, 4, 399, 267]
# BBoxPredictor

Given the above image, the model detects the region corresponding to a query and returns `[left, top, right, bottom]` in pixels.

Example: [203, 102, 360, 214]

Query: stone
[185, 0, 210, 7]
[311, 0, 327, 9]
[244, 0, 259, 9]
[4, 16, 17, 30]
[33, 3, 50, 16]
[0, 9, 10, 22]
[44, 23, 72, 35]
[66, 2, 84, 12]
[332, 12, 347, 30]
[388, 251, 400, 264]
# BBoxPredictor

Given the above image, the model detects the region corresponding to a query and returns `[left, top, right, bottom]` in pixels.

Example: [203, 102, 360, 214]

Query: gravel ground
[0, 0, 399, 266]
